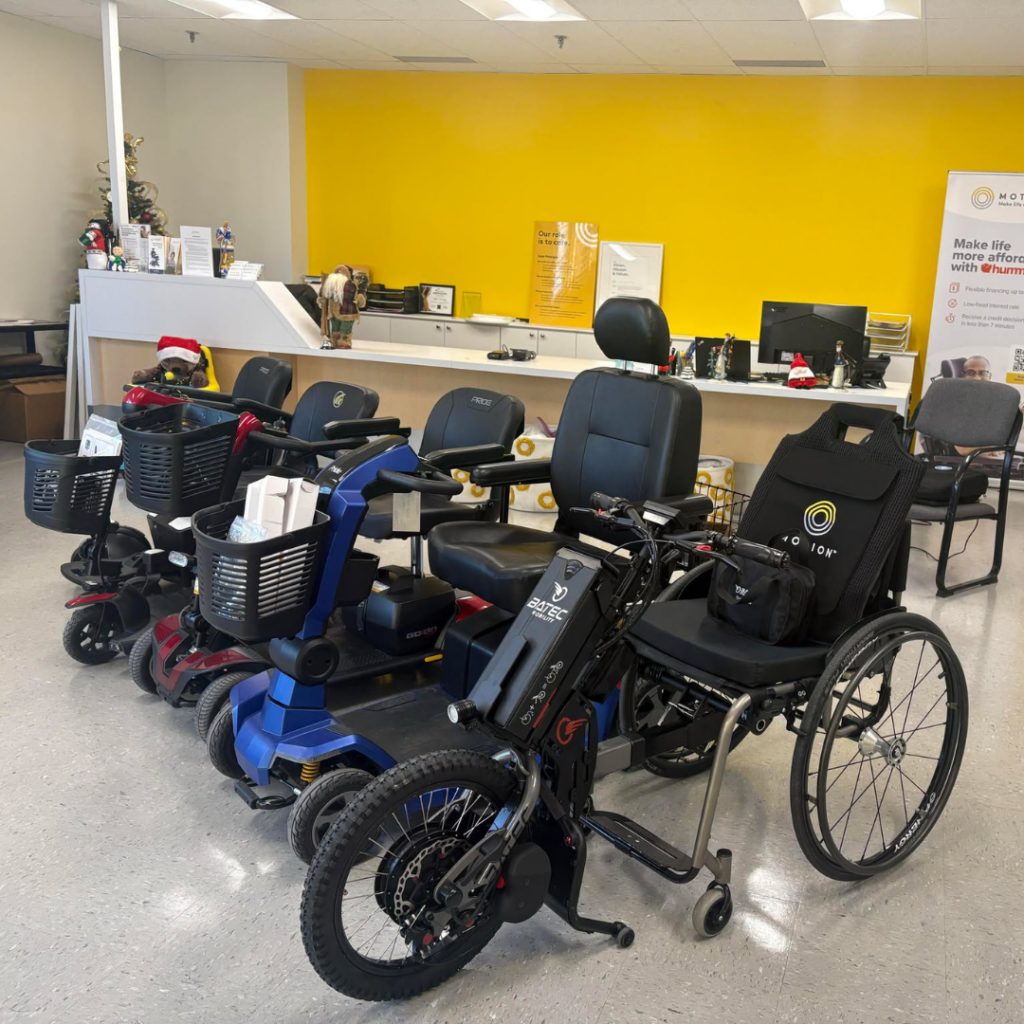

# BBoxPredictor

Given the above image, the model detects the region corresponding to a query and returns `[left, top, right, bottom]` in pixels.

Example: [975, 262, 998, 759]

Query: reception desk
[78, 271, 913, 478]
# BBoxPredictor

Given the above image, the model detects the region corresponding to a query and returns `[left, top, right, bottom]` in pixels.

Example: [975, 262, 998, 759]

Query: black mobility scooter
[301, 403, 968, 1001]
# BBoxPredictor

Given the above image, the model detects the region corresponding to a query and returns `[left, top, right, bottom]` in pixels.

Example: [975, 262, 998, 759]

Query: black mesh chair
[908, 376, 1022, 597]
[427, 297, 709, 613]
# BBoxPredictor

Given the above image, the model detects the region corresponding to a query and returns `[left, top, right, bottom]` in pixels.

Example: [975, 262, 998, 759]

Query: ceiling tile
[358, 0, 486, 18]
[684, 0, 807, 19]
[570, 0, 692, 19]
[504, 20, 645, 63]
[285, 57, 348, 66]
[212, 24, 323, 58]
[812, 19, 924, 66]
[22, 13, 101, 36]
[117, 17, 256, 56]
[246, 19, 391, 59]
[831, 64, 925, 74]
[925, 0, 1024, 17]
[490, 61, 578, 72]
[115, 0, 215, 17]
[702, 19, 824, 61]
[569, 63, 659, 72]
[927, 17, 1024, 66]
[927, 65, 1024, 75]
[5, 0, 96, 14]
[409, 20, 552, 61]
[266, 0, 385, 17]
[601, 20, 732, 64]
[654, 62, 744, 73]
[326, 19, 467, 56]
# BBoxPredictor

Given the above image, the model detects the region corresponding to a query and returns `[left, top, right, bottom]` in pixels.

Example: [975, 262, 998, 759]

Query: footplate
[581, 810, 699, 884]
[233, 776, 296, 810]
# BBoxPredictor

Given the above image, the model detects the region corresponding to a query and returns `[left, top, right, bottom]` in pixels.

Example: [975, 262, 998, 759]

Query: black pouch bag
[707, 552, 816, 645]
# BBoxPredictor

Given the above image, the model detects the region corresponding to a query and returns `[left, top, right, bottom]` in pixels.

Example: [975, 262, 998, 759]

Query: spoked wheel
[302, 750, 517, 1002]
[63, 606, 121, 665]
[288, 767, 374, 864]
[623, 671, 746, 779]
[791, 612, 968, 880]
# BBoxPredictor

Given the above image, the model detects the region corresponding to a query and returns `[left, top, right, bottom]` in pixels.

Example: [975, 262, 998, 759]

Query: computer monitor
[758, 301, 869, 376]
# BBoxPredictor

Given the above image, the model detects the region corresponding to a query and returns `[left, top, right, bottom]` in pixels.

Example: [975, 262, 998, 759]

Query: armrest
[470, 458, 552, 487]
[664, 493, 715, 523]
[424, 443, 507, 472]
[249, 432, 344, 456]
[168, 385, 234, 403]
[376, 468, 462, 497]
[234, 397, 291, 424]
[323, 416, 401, 441]
[961, 444, 1014, 472]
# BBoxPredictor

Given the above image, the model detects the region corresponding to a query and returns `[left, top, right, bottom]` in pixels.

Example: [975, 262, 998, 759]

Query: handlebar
[668, 530, 790, 569]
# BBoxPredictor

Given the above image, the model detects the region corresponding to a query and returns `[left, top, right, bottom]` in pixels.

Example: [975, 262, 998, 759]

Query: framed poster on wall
[594, 241, 664, 314]
[528, 221, 599, 328]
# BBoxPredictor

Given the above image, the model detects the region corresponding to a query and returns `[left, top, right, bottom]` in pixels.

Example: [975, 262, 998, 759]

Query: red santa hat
[157, 336, 201, 367]
[787, 352, 816, 389]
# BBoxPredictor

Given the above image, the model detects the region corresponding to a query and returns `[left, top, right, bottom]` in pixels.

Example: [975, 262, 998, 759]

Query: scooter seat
[359, 493, 496, 540]
[631, 598, 829, 686]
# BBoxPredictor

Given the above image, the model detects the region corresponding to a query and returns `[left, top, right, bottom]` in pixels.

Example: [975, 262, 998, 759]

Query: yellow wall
[305, 71, 1024, 362]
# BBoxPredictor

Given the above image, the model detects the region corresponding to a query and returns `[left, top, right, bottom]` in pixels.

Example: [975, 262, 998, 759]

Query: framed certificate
[594, 241, 664, 314]
[420, 283, 456, 316]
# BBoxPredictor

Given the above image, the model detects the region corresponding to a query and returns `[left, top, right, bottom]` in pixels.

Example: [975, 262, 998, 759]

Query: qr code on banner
[1014, 347, 1024, 374]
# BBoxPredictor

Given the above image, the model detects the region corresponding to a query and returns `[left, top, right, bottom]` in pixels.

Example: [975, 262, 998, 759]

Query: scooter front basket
[192, 498, 329, 641]
[23, 439, 120, 535]
[120, 403, 240, 516]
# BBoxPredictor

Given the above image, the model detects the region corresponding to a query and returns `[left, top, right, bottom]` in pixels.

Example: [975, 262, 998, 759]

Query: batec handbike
[300, 403, 968, 1001]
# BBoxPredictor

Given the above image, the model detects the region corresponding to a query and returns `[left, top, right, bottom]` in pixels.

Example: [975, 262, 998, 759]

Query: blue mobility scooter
[202, 298, 715, 862]
[301, 403, 968, 1002]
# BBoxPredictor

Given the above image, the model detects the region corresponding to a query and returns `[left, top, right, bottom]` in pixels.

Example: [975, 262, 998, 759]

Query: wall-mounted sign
[594, 241, 664, 314]
[528, 221, 599, 329]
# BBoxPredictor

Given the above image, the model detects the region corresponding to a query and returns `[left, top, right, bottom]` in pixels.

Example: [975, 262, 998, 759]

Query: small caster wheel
[613, 923, 635, 948]
[692, 884, 733, 938]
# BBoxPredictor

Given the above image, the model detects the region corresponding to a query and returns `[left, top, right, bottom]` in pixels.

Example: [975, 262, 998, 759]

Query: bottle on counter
[831, 340, 846, 389]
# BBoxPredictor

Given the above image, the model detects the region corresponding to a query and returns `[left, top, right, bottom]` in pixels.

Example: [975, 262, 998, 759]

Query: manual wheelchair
[300, 402, 967, 1002]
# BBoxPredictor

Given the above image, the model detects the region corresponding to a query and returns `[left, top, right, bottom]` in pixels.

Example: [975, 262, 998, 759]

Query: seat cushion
[631, 598, 829, 686]
[360, 493, 494, 540]
[914, 464, 988, 506]
[910, 500, 996, 522]
[428, 520, 577, 611]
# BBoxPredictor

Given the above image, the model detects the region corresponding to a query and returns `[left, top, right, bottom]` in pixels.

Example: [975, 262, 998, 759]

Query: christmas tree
[95, 133, 168, 234]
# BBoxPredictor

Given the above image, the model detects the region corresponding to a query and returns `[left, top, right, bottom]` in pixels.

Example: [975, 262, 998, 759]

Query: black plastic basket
[120, 403, 239, 516]
[23, 439, 120, 535]
[193, 499, 329, 641]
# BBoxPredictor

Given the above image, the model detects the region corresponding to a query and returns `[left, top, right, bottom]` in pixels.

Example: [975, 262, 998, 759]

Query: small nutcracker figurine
[317, 264, 368, 350]
[108, 245, 127, 272]
[79, 219, 109, 270]
[216, 222, 235, 278]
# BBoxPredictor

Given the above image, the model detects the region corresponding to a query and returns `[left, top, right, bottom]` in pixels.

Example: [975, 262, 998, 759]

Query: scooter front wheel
[63, 606, 120, 665]
[207, 702, 244, 779]
[302, 749, 517, 1002]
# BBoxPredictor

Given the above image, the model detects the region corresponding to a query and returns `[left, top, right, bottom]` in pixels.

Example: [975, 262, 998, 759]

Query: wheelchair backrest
[231, 356, 293, 409]
[289, 381, 380, 443]
[551, 298, 702, 543]
[419, 388, 525, 458]
[738, 403, 924, 642]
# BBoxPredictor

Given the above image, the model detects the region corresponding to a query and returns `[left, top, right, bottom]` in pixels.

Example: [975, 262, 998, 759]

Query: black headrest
[593, 297, 671, 365]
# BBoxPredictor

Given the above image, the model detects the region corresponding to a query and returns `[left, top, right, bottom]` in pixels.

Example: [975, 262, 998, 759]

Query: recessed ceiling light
[164, 0, 297, 19]
[458, 0, 585, 22]
[800, 0, 920, 19]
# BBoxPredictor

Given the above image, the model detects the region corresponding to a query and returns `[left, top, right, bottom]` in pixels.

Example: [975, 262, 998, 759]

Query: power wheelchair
[300, 401, 968, 1001]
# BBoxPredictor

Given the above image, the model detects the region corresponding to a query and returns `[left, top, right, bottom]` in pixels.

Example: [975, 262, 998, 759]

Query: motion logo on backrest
[781, 500, 841, 560]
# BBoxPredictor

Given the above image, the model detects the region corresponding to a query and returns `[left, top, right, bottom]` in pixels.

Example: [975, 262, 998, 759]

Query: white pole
[100, 0, 128, 229]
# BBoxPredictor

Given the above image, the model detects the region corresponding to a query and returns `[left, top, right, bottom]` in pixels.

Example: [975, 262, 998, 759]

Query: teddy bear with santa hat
[131, 335, 210, 389]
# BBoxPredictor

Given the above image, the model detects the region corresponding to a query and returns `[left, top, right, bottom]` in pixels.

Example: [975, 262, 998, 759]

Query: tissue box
[244, 475, 318, 538]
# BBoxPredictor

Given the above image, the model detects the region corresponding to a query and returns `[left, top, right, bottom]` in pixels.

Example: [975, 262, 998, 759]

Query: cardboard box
[0, 375, 66, 442]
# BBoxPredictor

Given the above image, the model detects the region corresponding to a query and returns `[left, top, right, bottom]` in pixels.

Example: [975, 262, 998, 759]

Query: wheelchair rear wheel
[790, 612, 968, 880]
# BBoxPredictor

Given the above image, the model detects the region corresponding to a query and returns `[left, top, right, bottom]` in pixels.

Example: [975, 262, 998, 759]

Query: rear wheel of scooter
[128, 626, 157, 693]
[63, 606, 120, 665]
[288, 767, 375, 864]
[194, 671, 254, 743]
[302, 749, 517, 1002]
[207, 702, 244, 779]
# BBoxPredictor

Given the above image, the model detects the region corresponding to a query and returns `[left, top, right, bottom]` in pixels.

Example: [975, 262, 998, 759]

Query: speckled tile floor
[2, 437, 1021, 1024]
